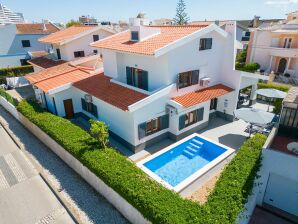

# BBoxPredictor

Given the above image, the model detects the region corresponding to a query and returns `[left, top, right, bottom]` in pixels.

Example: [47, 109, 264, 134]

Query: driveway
[0, 122, 74, 224]
[0, 106, 128, 224]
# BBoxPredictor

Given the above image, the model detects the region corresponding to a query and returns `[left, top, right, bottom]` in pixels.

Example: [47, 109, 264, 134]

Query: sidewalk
[0, 105, 128, 224]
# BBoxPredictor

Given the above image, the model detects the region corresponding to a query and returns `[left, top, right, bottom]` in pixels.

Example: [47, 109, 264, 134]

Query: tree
[173, 0, 189, 25]
[89, 120, 109, 148]
[66, 20, 82, 28]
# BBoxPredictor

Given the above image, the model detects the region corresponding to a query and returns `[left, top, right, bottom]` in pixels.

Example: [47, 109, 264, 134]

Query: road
[0, 121, 74, 224]
[0, 106, 128, 224]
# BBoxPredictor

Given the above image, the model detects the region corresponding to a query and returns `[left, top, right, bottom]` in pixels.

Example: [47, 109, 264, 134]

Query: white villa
[246, 11, 298, 83]
[26, 17, 266, 153]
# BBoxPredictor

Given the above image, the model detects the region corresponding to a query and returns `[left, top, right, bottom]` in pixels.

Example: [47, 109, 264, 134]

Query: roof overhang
[47, 83, 72, 95]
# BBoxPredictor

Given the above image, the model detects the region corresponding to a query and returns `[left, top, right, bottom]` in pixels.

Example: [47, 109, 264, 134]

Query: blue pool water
[143, 136, 226, 187]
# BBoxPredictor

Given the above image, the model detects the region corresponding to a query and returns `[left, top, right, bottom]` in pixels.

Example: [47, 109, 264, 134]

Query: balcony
[270, 47, 298, 58]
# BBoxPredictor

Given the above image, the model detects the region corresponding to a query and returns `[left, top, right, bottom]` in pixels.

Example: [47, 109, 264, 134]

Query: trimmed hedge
[0, 88, 19, 106]
[0, 65, 33, 84]
[16, 100, 267, 224]
[236, 62, 260, 73]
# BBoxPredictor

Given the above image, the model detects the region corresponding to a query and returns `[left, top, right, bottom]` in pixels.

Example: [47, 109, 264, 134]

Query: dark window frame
[178, 71, 192, 89]
[74, 51, 85, 58]
[185, 110, 198, 127]
[138, 114, 169, 139]
[131, 31, 139, 41]
[179, 107, 204, 130]
[81, 98, 98, 118]
[56, 48, 61, 60]
[126, 66, 148, 91]
[21, 40, 31, 48]
[93, 34, 99, 42]
[210, 98, 218, 110]
[199, 38, 212, 51]
[146, 118, 161, 135]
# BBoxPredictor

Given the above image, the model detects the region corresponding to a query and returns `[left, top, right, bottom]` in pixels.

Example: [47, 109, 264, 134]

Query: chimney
[43, 23, 47, 31]
[253, 16, 260, 28]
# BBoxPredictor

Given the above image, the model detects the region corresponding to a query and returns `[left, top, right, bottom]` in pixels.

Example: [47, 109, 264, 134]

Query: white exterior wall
[52, 30, 113, 61]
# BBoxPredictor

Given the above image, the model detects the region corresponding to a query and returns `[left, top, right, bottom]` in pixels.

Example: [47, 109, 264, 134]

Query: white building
[26, 18, 265, 153]
[246, 11, 298, 82]
[38, 25, 116, 62]
[0, 23, 59, 68]
[0, 3, 24, 25]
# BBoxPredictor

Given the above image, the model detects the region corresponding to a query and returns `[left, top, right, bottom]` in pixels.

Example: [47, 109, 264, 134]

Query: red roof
[26, 63, 95, 93]
[91, 25, 207, 55]
[28, 57, 66, 69]
[16, 23, 59, 34]
[73, 73, 148, 111]
[39, 25, 97, 44]
[172, 84, 234, 108]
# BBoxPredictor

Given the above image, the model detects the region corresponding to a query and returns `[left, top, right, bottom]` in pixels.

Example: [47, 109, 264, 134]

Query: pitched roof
[73, 73, 148, 111]
[91, 25, 207, 55]
[16, 23, 59, 34]
[28, 57, 66, 69]
[26, 63, 95, 93]
[172, 84, 234, 108]
[38, 25, 98, 44]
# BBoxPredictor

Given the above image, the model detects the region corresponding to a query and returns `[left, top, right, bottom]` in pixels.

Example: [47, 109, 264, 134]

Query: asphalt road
[0, 123, 75, 224]
[0, 106, 128, 224]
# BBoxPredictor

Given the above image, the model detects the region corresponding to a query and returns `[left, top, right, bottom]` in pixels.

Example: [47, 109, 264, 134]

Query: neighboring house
[0, 3, 24, 25]
[191, 20, 249, 45]
[38, 25, 116, 61]
[26, 55, 103, 118]
[0, 23, 60, 68]
[255, 86, 298, 221]
[246, 12, 298, 81]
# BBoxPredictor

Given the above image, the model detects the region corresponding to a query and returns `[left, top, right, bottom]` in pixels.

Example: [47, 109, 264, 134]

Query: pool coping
[137, 133, 235, 193]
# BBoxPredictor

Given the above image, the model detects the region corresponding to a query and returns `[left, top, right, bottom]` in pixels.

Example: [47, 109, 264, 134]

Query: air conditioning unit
[85, 94, 92, 103]
[166, 105, 178, 116]
[200, 77, 211, 87]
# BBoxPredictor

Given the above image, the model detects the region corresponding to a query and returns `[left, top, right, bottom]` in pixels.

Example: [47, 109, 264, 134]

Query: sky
[2, 0, 298, 23]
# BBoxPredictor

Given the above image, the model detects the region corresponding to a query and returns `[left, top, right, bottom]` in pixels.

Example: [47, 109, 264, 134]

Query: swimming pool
[137, 133, 235, 195]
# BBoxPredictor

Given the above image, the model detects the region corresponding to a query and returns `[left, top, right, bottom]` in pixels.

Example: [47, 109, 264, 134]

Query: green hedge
[16, 100, 267, 224]
[257, 82, 290, 92]
[0, 65, 33, 84]
[236, 62, 260, 73]
[0, 88, 19, 106]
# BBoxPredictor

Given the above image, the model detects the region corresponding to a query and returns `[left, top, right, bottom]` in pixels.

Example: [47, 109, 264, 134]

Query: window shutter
[207, 38, 212, 49]
[160, 114, 169, 130]
[191, 70, 200, 85]
[142, 70, 148, 91]
[126, 67, 133, 85]
[179, 115, 186, 130]
[177, 73, 181, 90]
[138, 122, 147, 139]
[197, 107, 204, 122]
[81, 98, 87, 111]
[92, 104, 98, 118]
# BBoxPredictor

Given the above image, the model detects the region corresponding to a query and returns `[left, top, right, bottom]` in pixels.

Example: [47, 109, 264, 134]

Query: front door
[277, 58, 287, 74]
[63, 99, 74, 119]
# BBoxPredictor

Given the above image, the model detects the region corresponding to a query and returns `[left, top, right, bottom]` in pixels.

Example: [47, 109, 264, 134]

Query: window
[81, 98, 98, 118]
[199, 38, 212, 50]
[126, 66, 148, 91]
[177, 70, 200, 89]
[138, 114, 169, 139]
[21, 40, 31, 48]
[283, 38, 292, 49]
[131, 31, 139, 41]
[56, 49, 61, 60]
[74, 51, 85, 58]
[20, 59, 29, 66]
[93, 50, 98, 54]
[179, 108, 204, 130]
[93, 35, 99, 42]
[210, 98, 218, 110]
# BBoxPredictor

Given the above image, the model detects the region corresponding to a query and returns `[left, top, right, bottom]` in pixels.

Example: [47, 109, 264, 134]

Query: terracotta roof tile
[39, 25, 97, 44]
[16, 23, 59, 34]
[173, 84, 234, 108]
[91, 25, 207, 55]
[73, 74, 148, 111]
[28, 57, 66, 69]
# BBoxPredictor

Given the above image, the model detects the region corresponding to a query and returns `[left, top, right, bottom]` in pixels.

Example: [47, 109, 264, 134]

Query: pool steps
[182, 139, 204, 159]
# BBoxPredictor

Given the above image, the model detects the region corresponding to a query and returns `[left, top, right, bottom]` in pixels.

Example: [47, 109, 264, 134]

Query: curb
[0, 117, 79, 224]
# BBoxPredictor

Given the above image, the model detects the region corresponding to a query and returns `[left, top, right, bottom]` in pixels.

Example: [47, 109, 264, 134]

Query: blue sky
[2, 0, 298, 23]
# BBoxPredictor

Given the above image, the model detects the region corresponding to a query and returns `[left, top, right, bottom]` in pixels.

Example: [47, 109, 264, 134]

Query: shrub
[0, 88, 19, 106]
[89, 120, 109, 148]
[236, 49, 247, 64]
[16, 100, 267, 224]
[0, 65, 33, 84]
[236, 62, 260, 73]
[257, 82, 290, 92]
